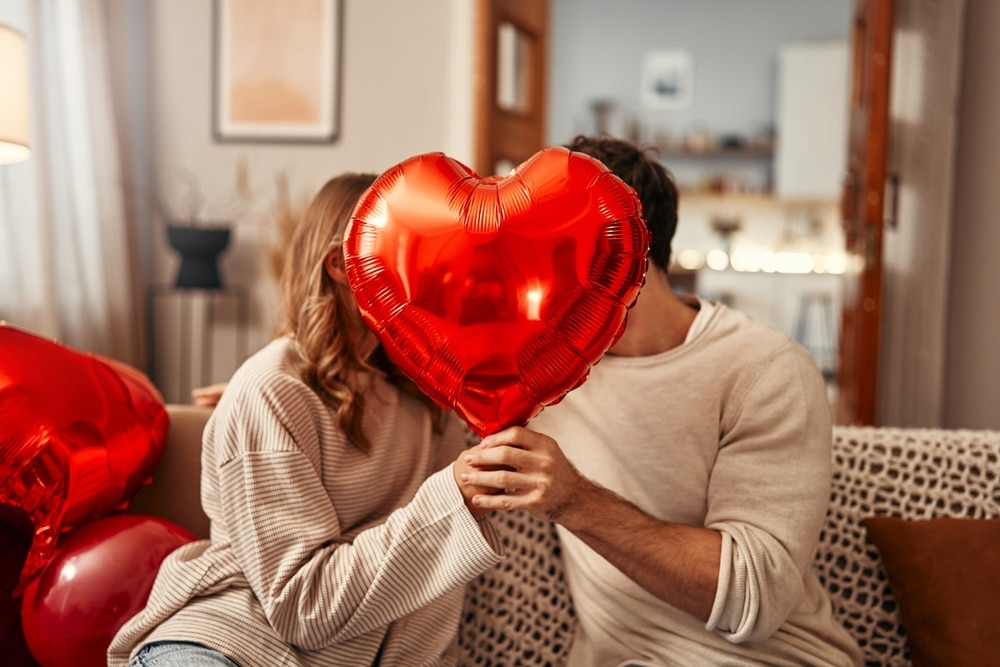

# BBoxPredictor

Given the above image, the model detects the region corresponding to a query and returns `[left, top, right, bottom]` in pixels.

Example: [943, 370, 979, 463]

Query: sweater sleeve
[704, 341, 832, 643]
[215, 379, 504, 651]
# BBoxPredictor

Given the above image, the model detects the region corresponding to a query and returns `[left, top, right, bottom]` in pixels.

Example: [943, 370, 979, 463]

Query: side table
[147, 286, 249, 404]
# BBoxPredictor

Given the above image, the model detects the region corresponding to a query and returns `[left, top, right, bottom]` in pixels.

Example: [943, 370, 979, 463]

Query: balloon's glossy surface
[0, 324, 168, 591]
[20, 514, 195, 667]
[343, 147, 650, 436]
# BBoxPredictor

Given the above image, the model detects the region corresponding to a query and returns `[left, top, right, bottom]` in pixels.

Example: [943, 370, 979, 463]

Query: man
[461, 135, 862, 666]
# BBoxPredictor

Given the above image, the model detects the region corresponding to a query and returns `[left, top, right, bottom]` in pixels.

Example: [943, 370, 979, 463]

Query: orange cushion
[863, 516, 1000, 667]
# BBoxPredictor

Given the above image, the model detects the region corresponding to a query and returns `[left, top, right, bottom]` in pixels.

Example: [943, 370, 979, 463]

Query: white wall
[879, 0, 967, 427]
[136, 0, 474, 401]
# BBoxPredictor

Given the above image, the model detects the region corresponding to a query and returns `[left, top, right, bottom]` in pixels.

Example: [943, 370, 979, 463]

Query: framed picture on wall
[640, 50, 694, 111]
[213, 0, 342, 142]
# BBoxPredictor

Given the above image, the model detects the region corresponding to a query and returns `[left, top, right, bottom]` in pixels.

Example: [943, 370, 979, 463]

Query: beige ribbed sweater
[529, 299, 863, 666]
[108, 337, 503, 667]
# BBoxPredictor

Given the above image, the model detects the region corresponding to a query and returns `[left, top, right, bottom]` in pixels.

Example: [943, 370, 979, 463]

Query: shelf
[659, 145, 773, 159]
[679, 192, 838, 208]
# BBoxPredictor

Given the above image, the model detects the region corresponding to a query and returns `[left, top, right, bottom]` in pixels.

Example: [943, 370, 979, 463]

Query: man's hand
[459, 426, 592, 524]
[461, 426, 722, 621]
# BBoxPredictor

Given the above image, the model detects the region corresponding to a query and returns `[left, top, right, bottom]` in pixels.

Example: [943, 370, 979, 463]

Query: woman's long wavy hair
[276, 173, 439, 453]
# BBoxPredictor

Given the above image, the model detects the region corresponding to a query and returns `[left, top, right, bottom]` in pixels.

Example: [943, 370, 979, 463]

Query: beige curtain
[0, 0, 142, 366]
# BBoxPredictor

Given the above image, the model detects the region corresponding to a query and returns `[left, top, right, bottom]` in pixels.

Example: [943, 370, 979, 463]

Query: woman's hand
[192, 382, 228, 408]
[452, 446, 505, 519]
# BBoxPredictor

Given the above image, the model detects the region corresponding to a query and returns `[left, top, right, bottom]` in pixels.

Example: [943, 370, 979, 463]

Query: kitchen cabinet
[774, 41, 850, 199]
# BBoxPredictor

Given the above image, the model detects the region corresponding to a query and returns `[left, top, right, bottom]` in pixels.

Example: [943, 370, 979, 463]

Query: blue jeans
[128, 641, 240, 667]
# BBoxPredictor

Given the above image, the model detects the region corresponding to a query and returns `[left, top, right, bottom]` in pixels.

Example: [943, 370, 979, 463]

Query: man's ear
[324, 246, 348, 283]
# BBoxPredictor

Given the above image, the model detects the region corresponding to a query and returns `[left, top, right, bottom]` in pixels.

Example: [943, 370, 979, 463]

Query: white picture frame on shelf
[641, 50, 694, 111]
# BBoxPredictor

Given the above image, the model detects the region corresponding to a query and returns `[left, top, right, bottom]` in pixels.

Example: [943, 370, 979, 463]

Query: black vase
[166, 224, 231, 289]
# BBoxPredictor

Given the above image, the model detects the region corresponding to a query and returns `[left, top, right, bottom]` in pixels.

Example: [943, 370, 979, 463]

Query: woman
[109, 173, 504, 666]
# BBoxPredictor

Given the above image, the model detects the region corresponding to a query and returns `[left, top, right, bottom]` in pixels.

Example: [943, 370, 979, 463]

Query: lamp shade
[0, 24, 29, 164]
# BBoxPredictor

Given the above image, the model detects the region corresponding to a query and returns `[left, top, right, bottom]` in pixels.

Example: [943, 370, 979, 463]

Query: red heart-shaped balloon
[344, 147, 650, 436]
[0, 324, 168, 593]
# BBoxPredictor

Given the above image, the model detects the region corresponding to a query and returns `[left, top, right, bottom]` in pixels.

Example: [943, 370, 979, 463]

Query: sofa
[36, 406, 1000, 665]
[458, 424, 1000, 666]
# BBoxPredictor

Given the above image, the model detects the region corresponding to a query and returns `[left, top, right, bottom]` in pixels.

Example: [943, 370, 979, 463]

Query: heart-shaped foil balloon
[343, 146, 650, 436]
[0, 323, 168, 593]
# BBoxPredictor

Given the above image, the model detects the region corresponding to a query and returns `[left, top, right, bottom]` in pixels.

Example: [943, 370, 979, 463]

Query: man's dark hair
[565, 134, 679, 270]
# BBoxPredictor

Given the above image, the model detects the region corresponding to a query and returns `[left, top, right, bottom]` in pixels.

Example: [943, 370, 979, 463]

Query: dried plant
[162, 158, 254, 227]
[266, 172, 309, 280]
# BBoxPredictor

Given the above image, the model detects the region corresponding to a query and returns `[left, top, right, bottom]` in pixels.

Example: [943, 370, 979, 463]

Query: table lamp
[0, 23, 30, 164]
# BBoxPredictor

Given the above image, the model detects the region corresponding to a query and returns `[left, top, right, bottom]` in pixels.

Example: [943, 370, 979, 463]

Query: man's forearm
[557, 480, 722, 621]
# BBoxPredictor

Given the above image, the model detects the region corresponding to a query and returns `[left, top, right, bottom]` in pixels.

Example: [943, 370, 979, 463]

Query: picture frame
[640, 50, 694, 111]
[212, 0, 342, 143]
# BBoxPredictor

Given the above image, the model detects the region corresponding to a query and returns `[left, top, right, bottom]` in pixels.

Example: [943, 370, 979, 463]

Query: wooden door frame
[836, 0, 894, 425]
[474, 0, 549, 177]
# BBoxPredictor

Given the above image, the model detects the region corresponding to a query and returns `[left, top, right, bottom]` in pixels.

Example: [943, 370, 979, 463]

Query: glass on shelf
[710, 216, 742, 258]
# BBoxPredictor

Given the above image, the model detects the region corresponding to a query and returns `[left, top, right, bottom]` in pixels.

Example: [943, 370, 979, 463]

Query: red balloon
[344, 146, 651, 436]
[20, 514, 195, 667]
[0, 324, 168, 592]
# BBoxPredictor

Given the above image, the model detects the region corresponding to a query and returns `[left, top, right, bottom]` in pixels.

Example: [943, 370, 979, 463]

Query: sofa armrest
[127, 404, 212, 539]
